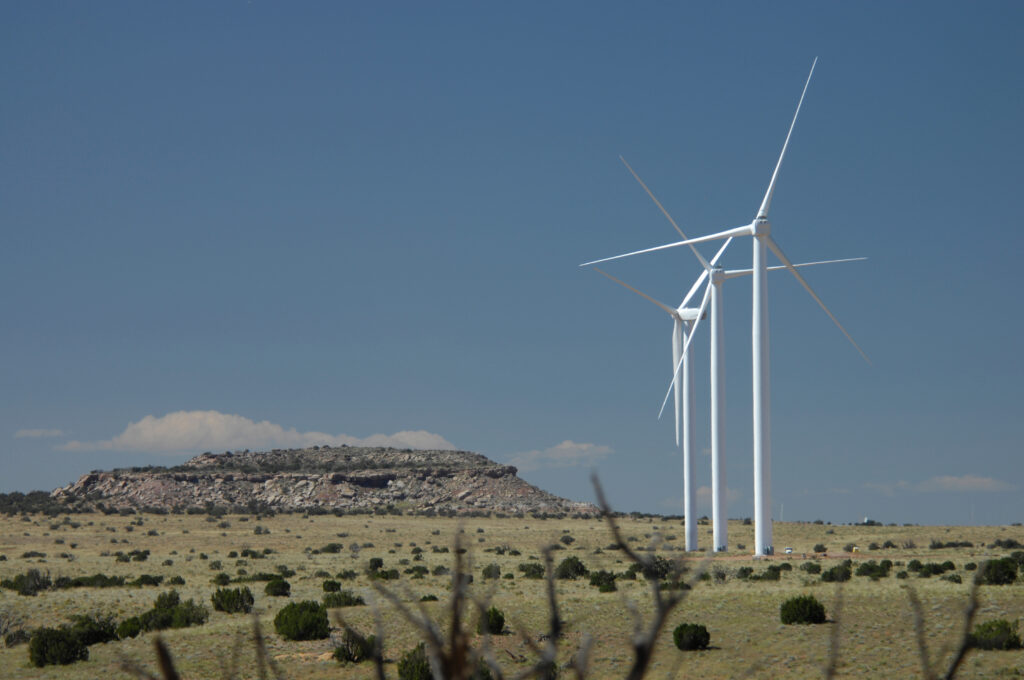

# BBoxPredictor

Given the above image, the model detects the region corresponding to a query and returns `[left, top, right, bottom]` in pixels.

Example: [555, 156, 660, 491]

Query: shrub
[799, 562, 821, 575]
[855, 560, 891, 579]
[821, 563, 852, 583]
[477, 606, 505, 635]
[976, 558, 1018, 585]
[673, 622, 711, 651]
[368, 557, 384, 572]
[323, 579, 341, 592]
[780, 595, 826, 624]
[813, 544, 827, 553]
[138, 590, 209, 631]
[518, 562, 545, 579]
[69, 613, 117, 646]
[554, 556, 588, 580]
[2, 569, 52, 596]
[420, 594, 439, 602]
[264, 578, 291, 597]
[589, 570, 617, 592]
[334, 627, 376, 664]
[211, 572, 231, 586]
[736, 566, 753, 580]
[274, 601, 329, 641]
[482, 563, 501, 580]
[969, 619, 1022, 650]
[211, 587, 254, 614]
[323, 590, 365, 608]
[398, 642, 431, 680]
[116, 617, 143, 640]
[29, 627, 88, 667]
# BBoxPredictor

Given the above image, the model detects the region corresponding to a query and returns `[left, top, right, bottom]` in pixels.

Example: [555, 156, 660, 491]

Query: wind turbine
[590, 238, 730, 552]
[581, 58, 870, 556]
[592, 255, 864, 552]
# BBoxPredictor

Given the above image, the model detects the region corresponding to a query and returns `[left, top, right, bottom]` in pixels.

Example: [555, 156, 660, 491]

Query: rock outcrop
[51, 446, 597, 515]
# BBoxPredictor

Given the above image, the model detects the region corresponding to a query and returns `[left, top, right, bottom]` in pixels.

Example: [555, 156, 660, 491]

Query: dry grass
[0, 508, 1022, 678]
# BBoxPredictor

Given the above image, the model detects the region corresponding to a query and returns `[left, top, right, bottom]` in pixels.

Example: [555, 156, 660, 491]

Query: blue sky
[3, 2, 1022, 525]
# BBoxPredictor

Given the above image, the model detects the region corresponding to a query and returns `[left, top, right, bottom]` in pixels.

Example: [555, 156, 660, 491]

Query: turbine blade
[579, 224, 752, 268]
[593, 268, 677, 317]
[765, 236, 871, 364]
[658, 282, 712, 419]
[678, 238, 731, 309]
[724, 256, 867, 278]
[758, 57, 817, 219]
[679, 269, 708, 309]
[766, 256, 867, 272]
[619, 156, 712, 271]
[710, 237, 733, 267]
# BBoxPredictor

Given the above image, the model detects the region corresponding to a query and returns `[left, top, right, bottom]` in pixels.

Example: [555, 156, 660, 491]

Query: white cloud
[15, 428, 64, 439]
[916, 474, 1013, 493]
[505, 440, 612, 473]
[864, 480, 910, 497]
[57, 410, 455, 454]
[865, 475, 1013, 495]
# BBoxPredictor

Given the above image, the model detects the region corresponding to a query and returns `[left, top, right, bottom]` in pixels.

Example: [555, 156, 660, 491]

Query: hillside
[50, 446, 597, 515]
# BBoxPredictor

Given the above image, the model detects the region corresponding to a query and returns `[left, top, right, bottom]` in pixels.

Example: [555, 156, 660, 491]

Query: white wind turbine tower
[589, 238, 730, 552]
[581, 58, 870, 556]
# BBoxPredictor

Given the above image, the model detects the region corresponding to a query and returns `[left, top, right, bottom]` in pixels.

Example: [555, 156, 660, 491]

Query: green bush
[211, 572, 231, 586]
[28, 627, 88, 667]
[799, 562, 821, 575]
[673, 622, 710, 651]
[2, 569, 52, 596]
[554, 556, 588, 580]
[116, 617, 143, 640]
[477, 606, 505, 635]
[780, 595, 826, 625]
[274, 601, 329, 641]
[68, 613, 117, 646]
[821, 563, 852, 583]
[323, 590, 366, 608]
[211, 587, 254, 614]
[969, 619, 1022, 650]
[588, 570, 617, 592]
[813, 544, 827, 553]
[264, 578, 291, 597]
[976, 558, 1018, 586]
[481, 563, 501, 580]
[333, 627, 376, 664]
[398, 642, 432, 680]
[138, 590, 209, 632]
[518, 562, 545, 579]
[323, 579, 341, 592]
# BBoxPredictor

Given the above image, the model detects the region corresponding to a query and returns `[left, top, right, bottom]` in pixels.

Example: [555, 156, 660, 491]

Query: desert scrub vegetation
[210, 586, 254, 614]
[274, 600, 329, 641]
[2, 491, 1023, 678]
[780, 594, 827, 624]
[672, 622, 710, 651]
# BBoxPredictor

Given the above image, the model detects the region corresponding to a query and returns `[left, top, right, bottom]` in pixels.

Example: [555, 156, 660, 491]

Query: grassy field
[0, 511, 1022, 679]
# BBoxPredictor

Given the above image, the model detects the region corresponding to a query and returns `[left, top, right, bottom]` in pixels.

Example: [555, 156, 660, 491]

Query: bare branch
[153, 637, 181, 680]
[942, 578, 980, 680]
[905, 586, 936, 680]
[823, 584, 843, 679]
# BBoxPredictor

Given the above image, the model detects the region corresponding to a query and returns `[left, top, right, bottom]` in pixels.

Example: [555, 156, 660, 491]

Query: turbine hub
[752, 218, 771, 237]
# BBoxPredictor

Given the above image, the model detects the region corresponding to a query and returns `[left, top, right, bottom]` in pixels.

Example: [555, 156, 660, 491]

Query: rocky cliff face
[51, 446, 597, 515]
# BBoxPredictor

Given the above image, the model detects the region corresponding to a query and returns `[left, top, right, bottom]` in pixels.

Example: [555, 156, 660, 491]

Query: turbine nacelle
[675, 307, 704, 322]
